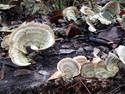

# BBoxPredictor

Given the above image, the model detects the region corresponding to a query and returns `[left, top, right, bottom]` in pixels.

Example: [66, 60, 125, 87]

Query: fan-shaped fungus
[3, 22, 55, 66]
[57, 58, 81, 80]
[116, 45, 125, 64]
[73, 56, 88, 66]
[100, 1, 120, 21]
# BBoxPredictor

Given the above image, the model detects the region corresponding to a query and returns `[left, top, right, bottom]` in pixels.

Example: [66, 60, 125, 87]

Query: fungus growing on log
[57, 58, 81, 80]
[1, 22, 55, 66]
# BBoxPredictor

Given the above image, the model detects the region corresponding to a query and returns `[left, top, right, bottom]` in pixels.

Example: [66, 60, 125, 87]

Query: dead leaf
[49, 10, 63, 24]
[65, 23, 81, 37]
[49, 15, 63, 24]
[52, 10, 62, 16]
[97, 27, 124, 47]
[120, 10, 125, 18]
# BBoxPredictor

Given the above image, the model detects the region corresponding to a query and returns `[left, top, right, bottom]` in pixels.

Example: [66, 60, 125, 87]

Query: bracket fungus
[105, 53, 120, 71]
[63, 6, 78, 22]
[49, 52, 123, 81]
[80, 5, 109, 32]
[100, 1, 120, 21]
[81, 52, 121, 78]
[73, 56, 89, 66]
[2, 22, 55, 66]
[104, 53, 120, 77]
[48, 56, 86, 81]
[121, 15, 125, 29]
[80, 5, 96, 32]
[80, 1, 120, 32]
[57, 58, 81, 81]
[116, 45, 125, 64]
[81, 62, 95, 77]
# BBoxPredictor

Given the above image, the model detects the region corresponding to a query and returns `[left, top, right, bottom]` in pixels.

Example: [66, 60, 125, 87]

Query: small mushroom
[100, 1, 120, 21]
[116, 45, 125, 64]
[8, 22, 55, 66]
[63, 6, 78, 22]
[73, 56, 88, 66]
[57, 58, 81, 80]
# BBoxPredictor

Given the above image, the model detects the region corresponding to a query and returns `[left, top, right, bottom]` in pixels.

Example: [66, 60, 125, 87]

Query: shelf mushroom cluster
[48, 56, 88, 81]
[1, 22, 55, 66]
[49, 45, 125, 81]
[62, 1, 121, 32]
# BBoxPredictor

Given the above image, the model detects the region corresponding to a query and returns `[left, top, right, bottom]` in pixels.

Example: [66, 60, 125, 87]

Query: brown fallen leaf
[49, 15, 63, 24]
[65, 23, 81, 37]
[120, 10, 125, 18]
[49, 10, 63, 24]
[52, 10, 62, 16]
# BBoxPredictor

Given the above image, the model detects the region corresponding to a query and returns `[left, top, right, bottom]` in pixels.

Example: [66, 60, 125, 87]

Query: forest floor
[0, 0, 125, 94]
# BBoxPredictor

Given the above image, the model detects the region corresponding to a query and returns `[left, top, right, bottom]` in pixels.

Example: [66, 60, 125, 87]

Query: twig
[67, 81, 80, 89]
[108, 84, 125, 94]
[80, 79, 92, 94]
[0, 63, 5, 80]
